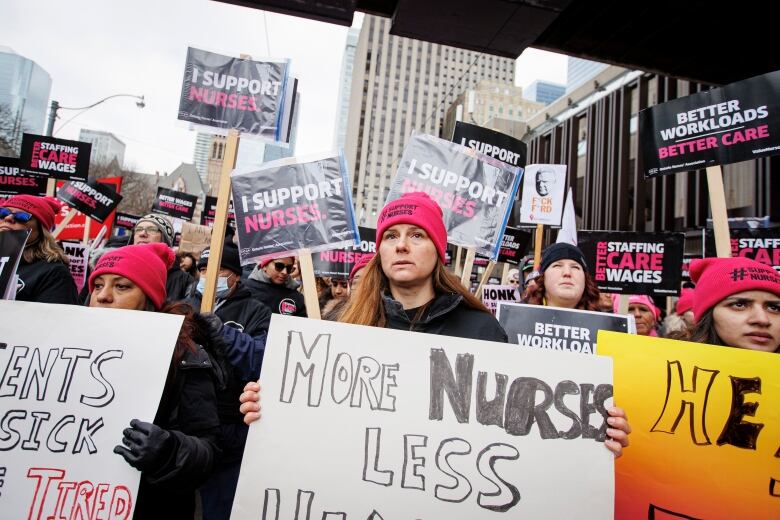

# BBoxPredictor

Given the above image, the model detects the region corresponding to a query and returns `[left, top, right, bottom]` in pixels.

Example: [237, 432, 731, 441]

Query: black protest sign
[705, 227, 780, 271]
[497, 303, 631, 354]
[312, 226, 375, 278]
[388, 132, 521, 260]
[475, 226, 532, 265]
[578, 231, 685, 296]
[19, 133, 91, 182]
[201, 195, 235, 227]
[0, 156, 46, 197]
[114, 212, 141, 230]
[230, 152, 359, 263]
[56, 180, 122, 223]
[452, 121, 527, 168]
[639, 70, 780, 178]
[152, 187, 198, 222]
[0, 229, 29, 299]
[178, 47, 290, 141]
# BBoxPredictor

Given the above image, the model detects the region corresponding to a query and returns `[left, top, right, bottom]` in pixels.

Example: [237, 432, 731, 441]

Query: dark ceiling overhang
[214, 0, 779, 85]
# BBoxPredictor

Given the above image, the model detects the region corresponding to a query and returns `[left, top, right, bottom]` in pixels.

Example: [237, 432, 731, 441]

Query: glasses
[273, 262, 294, 274]
[0, 207, 34, 224]
[134, 225, 162, 235]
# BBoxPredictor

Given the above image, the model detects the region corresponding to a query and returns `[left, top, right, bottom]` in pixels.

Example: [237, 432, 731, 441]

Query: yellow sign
[599, 331, 780, 519]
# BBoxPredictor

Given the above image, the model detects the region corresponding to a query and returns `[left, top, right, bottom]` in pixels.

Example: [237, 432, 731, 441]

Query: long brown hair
[521, 271, 601, 311]
[339, 253, 490, 327]
[23, 224, 70, 265]
[159, 302, 199, 368]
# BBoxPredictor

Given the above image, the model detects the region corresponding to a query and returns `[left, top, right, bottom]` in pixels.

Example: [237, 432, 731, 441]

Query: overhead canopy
[215, 0, 778, 85]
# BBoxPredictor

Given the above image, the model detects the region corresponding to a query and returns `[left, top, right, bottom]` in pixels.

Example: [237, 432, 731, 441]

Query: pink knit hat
[690, 257, 780, 320]
[89, 243, 175, 310]
[349, 253, 375, 282]
[376, 192, 447, 261]
[613, 294, 661, 319]
[3, 195, 62, 230]
[675, 288, 694, 315]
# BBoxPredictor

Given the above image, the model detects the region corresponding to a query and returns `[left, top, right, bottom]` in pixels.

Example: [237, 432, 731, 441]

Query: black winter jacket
[185, 283, 271, 336]
[166, 267, 194, 303]
[244, 269, 306, 317]
[15, 258, 79, 304]
[383, 292, 508, 343]
[132, 344, 221, 519]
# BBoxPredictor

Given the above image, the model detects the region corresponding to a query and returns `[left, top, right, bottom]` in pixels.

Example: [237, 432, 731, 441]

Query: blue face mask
[196, 275, 232, 298]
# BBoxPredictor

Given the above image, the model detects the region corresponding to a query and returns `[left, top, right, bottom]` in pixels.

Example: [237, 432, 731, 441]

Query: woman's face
[379, 224, 438, 288]
[543, 259, 585, 308]
[89, 274, 149, 311]
[629, 303, 657, 335]
[712, 290, 780, 352]
[0, 207, 40, 242]
[180, 256, 193, 271]
[330, 278, 349, 300]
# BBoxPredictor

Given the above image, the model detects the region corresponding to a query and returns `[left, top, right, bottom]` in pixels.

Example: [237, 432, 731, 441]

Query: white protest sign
[62, 241, 90, 292]
[481, 284, 520, 315]
[0, 301, 183, 519]
[232, 315, 615, 519]
[519, 164, 567, 226]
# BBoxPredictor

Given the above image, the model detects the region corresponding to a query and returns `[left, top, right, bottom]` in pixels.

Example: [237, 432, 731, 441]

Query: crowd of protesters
[2, 191, 778, 519]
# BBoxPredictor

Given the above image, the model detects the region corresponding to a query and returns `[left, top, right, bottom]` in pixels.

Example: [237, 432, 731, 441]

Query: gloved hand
[114, 419, 172, 472]
[200, 312, 223, 333]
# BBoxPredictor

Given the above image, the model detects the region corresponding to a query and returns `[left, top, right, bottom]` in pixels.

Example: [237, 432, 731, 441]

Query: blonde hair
[23, 224, 69, 265]
[339, 253, 490, 328]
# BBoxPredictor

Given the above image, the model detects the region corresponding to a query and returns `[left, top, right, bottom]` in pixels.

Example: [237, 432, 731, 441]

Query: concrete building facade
[79, 128, 126, 167]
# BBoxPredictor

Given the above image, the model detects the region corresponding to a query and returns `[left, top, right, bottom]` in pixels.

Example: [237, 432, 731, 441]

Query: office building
[79, 128, 126, 167]
[524, 80, 565, 105]
[0, 46, 51, 154]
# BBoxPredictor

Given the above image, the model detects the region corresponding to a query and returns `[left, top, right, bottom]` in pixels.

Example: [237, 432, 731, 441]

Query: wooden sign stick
[617, 294, 629, 315]
[501, 262, 511, 284]
[82, 217, 92, 245]
[298, 248, 321, 320]
[475, 260, 496, 298]
[533, 224, 544, 269]
[454, 246, 463, 276]
[52, 208, 76, 239]
[460, 247, 476, 288]
[705, 165, 731, 258]
[46, 178, 56, 197]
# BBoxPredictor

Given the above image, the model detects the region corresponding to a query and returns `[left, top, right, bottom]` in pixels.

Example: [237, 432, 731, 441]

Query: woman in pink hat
[88, 242, 221, 519]
[0, 195, 79, 303]
[687, 257, 780, 352]
[612, 294, 661, 336]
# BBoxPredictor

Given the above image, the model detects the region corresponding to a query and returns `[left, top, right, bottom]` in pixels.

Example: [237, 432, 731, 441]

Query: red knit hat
[349, 253, 375, 282]
[3, 195, 61, 231]
[675, 288, 694, 315]
[88, 243, 175, 310]
[376, 192, 447, 261]
[690, 257, 780, 321]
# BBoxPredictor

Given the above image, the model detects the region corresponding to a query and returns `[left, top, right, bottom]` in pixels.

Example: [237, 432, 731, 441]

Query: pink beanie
[690, 257, 780, 321]
[349, 253, 375, 282]
[613, 294, 661, 319]
[675, 288, 694, 315]
[3, 195, 61, 230]
[376, 192, 447, 261]
[89, 243, 175, 310]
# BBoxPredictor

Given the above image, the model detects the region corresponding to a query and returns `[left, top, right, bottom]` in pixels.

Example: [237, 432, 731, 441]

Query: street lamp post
[45, 94, 146, 136]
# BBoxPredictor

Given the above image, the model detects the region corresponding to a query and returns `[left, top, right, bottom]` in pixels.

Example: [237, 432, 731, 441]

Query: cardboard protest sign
[497, 303, 632, 354]
[232, 314, 615, 519]
[640, 70, 780, 178]
[61, 241, 90, 291]
[19, 133, 91, 182]
[178, 47, 291, 142]
[0, 156, 46, 197]
[53, 177, 122, 241]
[200, 195, 235, 227]
[311, 226, 375, 278]
[452, 121, 527, 168]
[56, 180, 122, 224]
[387, 132, 521, 260]
[114, 211, 140, 230]
[705, 227, 780, 271]
[230, 151, 359, 263]
[598, 331, 780, 520]
[178, 221, 212, 256]
[0, 301, 183, 518]
[0, 229, 29, 299]
[151, 186, 198, 222]
[518, 164, 567, 226]
[481, 284, 519, 314]
[578, 231, 685, 296]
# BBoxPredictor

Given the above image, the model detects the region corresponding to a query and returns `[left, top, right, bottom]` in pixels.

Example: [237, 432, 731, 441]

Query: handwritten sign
[518, 164, 567, 226]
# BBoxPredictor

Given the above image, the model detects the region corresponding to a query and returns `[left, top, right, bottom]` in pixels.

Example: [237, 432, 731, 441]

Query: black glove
[114, 419, 172, 472]
[200, 312, 223, 333]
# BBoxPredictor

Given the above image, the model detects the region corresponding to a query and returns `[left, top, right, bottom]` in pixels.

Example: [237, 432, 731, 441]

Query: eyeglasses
[134, 225, 162, 235]
[0, 207, 34, 224]
[273, 262, 294, 274]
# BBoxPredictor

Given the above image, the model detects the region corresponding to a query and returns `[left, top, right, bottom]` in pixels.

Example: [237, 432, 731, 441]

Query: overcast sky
[2, 0, 568, 174]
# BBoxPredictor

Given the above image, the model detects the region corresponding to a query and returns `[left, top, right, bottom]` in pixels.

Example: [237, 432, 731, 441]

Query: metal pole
[46, 100, 59, 136]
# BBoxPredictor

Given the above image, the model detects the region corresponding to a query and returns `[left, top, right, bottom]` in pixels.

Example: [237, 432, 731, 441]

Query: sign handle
[460, 247, 476, 288]
[298, 248, 321, 320]
[46, 178, 56, 197]
[617, 294, 629, 315]
[501, 262, 511, 284]
[82, 217, 92, 245]
[454, 246, 463, 276]
[475, 260, 495, 298]
[52, 208, 76, 239]
[705, 165, 731, 258]
[201, 129, 239, 312]
[533, 224, 544, 269]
